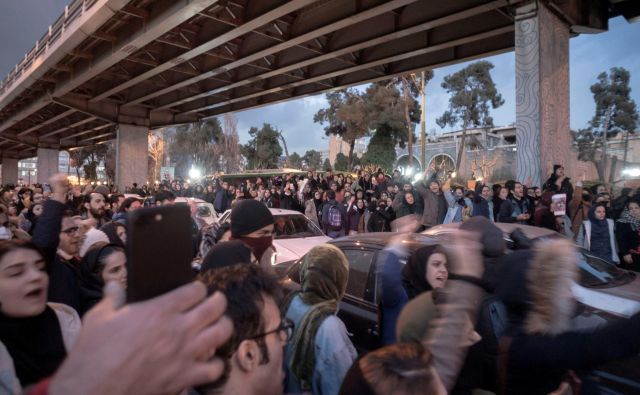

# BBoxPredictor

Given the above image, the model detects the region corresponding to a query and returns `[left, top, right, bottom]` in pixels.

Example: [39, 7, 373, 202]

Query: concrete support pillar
[37, 148, 59, 185]
[515, 3, 570, 187]
[1, 157, 19, 185]
[116, 124, 148, 192]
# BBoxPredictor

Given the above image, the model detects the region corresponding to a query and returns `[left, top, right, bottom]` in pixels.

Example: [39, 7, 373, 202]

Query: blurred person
[78, 228, 110, 259]
[340, 229, 486, 395]
[415, 173, 447, 229]
[230, 200, 276, 267]
[380, 242, 448, 344]
[155, 190, 176, 206]
[568, 180, 591, 236]
[345, 196, 363, 235]
[576, 205, 619, 264]
[19, 202, 44, 235]
[492, 186, 507, 222]
[0, 241, 81, 391]
[305, 191, 322, 227]
[199, 240, 254, 273]
[498, 182, 531, 225]
[196, 264, 287, 395]
[394, 191, 418, 219]
[443, 180, 472, 224]
[33, 175, 83, 313]
[78, 242, 126, 316]
[111, 197, 142, 225]
[107, 194, 125, 217]
[494, 239, 640, 394]
[533, 191, 557, 231]
[100, 221, 126, 248]
[322, 190, 346, 238]
[616, 200, 640, 271]
[283, 245, 356, 395]
[472, 183, 493, 221]
[367, 199, 393, 232]
[214, 181, 233, 214]
[82, 191, 107, 228]
[542, 165, 573, 204]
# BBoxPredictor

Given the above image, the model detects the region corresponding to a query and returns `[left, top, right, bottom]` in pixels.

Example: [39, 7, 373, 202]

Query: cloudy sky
[1, 2, 639, 156]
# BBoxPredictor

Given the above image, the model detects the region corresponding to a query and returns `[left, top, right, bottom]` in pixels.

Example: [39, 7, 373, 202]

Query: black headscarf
[100, 221, 125, 248]
[78, 243, 123, 316]
[200, 240, 253, 273]
[401, 245, 444, 299]
[0, 306, 67, 386]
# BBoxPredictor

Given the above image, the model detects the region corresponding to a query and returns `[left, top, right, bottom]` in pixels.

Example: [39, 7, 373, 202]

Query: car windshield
[273, 215, 324, 239]
[577, 250, 634, 288]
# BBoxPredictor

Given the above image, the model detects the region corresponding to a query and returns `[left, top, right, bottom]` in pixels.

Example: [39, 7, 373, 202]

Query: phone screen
[126, 204, 194, 302]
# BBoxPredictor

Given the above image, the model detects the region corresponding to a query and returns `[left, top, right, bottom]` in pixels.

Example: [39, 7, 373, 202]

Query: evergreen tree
[240, 123, 283, 169]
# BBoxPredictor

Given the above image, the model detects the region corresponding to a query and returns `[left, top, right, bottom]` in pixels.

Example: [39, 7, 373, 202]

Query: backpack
[328, 205, 342, 229]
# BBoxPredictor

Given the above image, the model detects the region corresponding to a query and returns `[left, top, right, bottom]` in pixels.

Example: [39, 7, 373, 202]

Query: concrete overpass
[0, 0, 638, 188]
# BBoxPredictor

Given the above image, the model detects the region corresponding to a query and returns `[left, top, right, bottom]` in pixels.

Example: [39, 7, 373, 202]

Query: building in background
[327, 135, 368, 166]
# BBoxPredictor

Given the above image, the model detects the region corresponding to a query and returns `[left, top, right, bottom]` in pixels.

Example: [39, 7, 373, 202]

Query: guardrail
[0, 0, 99, 96]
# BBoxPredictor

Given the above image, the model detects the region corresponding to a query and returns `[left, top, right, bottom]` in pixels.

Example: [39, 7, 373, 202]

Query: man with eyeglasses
[33, 174, 83, 313]
[196, 264, 290, 395]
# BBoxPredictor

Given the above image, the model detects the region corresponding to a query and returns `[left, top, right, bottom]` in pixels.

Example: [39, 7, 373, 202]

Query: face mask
[237, 236, 274, 261]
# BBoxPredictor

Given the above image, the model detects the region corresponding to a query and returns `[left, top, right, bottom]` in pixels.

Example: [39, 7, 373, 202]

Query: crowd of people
[0, 163, 638, 395]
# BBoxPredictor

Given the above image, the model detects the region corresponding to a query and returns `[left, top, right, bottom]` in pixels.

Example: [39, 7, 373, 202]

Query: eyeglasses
[61, 226, 80, 235]
[248, 318, 294, 343]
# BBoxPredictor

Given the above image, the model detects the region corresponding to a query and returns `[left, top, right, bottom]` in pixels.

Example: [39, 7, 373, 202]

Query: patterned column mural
[515, 4, 570, 187]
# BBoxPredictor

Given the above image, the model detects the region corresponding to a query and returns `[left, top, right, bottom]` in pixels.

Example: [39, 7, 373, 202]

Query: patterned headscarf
[617, 208, 640, 231]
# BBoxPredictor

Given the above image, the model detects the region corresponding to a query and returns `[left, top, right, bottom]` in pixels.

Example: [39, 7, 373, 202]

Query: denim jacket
[284, 295, 357, 395]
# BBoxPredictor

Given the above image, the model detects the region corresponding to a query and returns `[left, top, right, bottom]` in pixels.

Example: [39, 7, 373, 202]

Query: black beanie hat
[200, 240, 253, 274]
[459, 216, 505, 257]
[230, 199, 274, 237]
[553, 164, 562, 174]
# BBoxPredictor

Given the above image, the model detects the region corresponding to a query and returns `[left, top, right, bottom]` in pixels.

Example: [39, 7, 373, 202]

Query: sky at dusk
[1, 2, 639, 156]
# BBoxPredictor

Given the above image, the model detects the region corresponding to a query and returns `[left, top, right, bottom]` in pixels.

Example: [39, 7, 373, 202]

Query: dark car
[279, 230, 640, 393]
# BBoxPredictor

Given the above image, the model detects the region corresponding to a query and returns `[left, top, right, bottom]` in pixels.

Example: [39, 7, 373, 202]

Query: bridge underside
[0, 0, 538, 160]
[0, 0, 638, 187]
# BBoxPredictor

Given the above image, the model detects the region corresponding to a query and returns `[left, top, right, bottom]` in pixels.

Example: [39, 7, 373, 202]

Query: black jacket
[33, 200, 82, 313]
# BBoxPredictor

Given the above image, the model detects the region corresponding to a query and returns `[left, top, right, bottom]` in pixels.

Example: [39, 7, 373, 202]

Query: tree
[148, 129, 165, 183]
[584, 67, 638, 181]
[241, 123, 283, 169]
[364, 80, 420, 151]
[302, 150, 322, 170]
[68, 148, 89, 183]
[168, 119, 223, 176]
[436, 61, 504, 174]
[103, 142, 116, 185]
[81, 144, 108, 182]
[288, 152, 302, 169]
[362, 126, 397, 173]
[334, 153, 349, 172]
[222, 113, 242, 173]
[314, 89, 369, 169]
[323, 158, 332, 171]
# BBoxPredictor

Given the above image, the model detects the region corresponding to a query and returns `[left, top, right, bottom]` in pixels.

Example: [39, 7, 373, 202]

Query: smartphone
[126, 204, 194, 302]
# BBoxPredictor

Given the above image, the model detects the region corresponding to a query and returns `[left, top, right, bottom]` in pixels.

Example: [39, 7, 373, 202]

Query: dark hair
[197, 264, 282, 391]
[340, 342, 437, 395]
[453, 186, 464, 194]
[108, 194, 124, 205]
[154, 191, 176, 204]
[492, 184, 502, 195]
[505, 180, 516, 192]
[0, 240, 48, 271]
[118, 197, 141, 213]
[82, 242, 124, 277]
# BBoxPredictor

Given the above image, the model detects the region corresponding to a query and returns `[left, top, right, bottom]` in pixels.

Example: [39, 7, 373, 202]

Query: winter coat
[0, 303, 81, 395]
[367, 208, 392, 232]
[443, 190, 472, 224]
[415, 183, 447, 228]
[616, 221, 640, 263]
[498, 195, 531, 225]
[322, 200, 347, 238]
[213, 188, 232, 213]
[576, 219, 620, 264]
[32, 200, 83, 314]
[345, 204, 362, 233]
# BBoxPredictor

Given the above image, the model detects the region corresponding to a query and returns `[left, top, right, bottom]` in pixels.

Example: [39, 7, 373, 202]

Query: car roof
[174, 197, 207, 204]
[330, 232, 438, 249]
[423, 222, 558, 240]
[269, 208, 305, 216]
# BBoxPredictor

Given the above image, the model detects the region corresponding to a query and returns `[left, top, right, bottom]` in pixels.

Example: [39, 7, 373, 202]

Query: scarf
[617, 209, 640, 232]
[401, 245, 441, 299]
[0, 306, 67, 386]
[288, 244, 349, 390]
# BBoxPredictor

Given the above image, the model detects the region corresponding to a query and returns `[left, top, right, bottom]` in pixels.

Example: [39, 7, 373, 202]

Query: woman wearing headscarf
[78, 242, 127, 316]
[345, 196, 364, 235]
[100, 221, 126, 248]
[616, 200, 640, 271]
[380, 241, 448, 345]
[576, 204, 619, 264]
[284, 244, 356, 395]
[0, 241, 81, 392]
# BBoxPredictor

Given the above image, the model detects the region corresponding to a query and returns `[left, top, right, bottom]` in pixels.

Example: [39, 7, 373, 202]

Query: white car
[218, 208, 331, 264]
